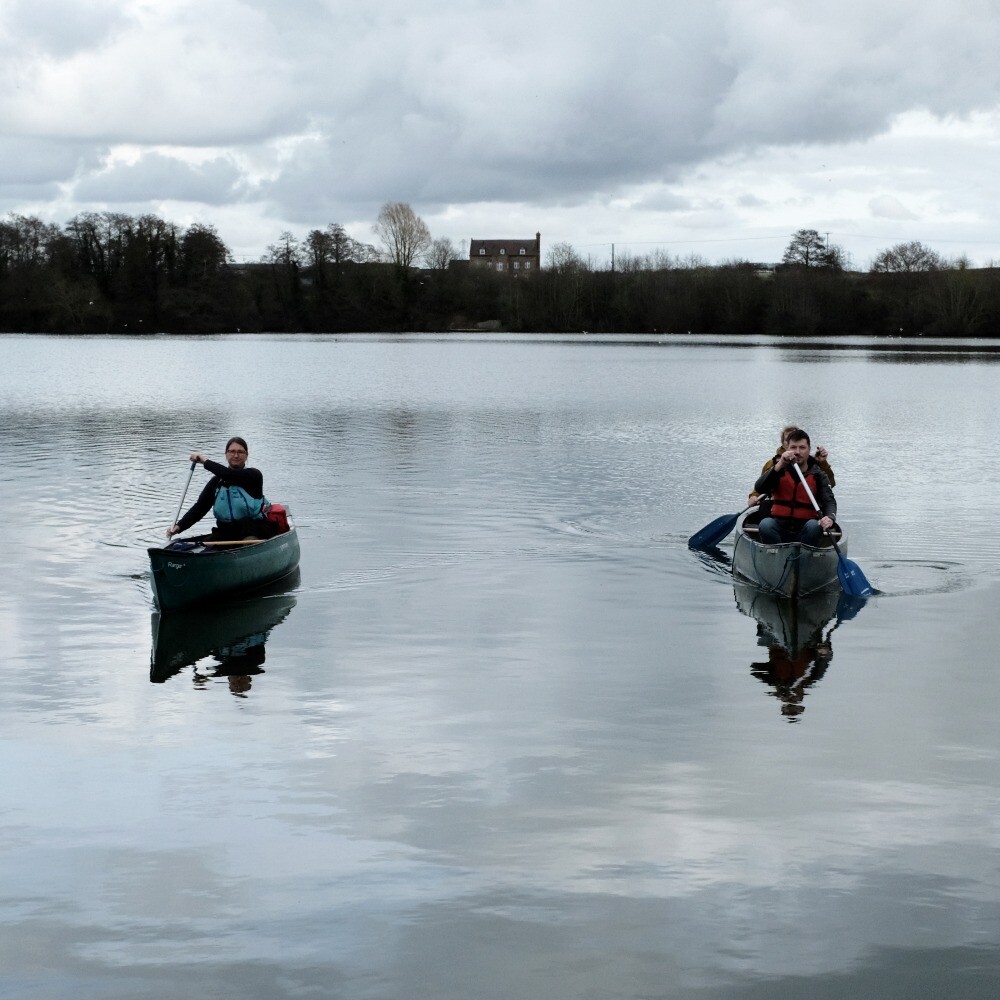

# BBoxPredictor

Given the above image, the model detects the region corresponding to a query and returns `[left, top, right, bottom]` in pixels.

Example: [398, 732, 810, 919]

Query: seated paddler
[752, 429, 836, 546]
[166, 437, 277, 542]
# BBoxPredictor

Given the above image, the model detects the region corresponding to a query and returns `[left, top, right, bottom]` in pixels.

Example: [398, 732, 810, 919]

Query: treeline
[1, 211, 998, 336]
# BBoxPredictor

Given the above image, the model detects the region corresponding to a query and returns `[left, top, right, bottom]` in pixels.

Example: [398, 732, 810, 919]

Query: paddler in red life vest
[752, 429, 836, 546]
[749, 425, 835, 506]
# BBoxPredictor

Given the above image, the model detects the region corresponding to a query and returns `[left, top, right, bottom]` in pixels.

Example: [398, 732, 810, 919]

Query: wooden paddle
[202, 539, 264, 547]
[792, 463, 875, 597]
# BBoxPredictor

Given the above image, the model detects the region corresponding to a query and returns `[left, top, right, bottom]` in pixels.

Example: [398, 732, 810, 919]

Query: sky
[3, 0, 1000, 269]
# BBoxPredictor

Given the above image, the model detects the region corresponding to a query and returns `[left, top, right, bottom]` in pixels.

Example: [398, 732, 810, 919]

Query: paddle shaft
[793, 462, 874, 597]
[792, 463, 840, 546]
[171, 461, 197, 532]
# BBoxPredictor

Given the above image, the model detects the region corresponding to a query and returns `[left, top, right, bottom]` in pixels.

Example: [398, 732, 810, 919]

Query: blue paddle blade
[688, 512, 740, 550]
[837, 554, 875, 597]
[835, 592, 869, 622]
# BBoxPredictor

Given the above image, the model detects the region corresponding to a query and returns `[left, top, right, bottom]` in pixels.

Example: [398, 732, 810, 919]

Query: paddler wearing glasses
[166, 436, 276, 541]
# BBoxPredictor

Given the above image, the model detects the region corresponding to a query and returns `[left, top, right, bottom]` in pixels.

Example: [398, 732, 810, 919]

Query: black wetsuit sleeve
[203, 460, 264, 498]
[176, 478, 219, 533]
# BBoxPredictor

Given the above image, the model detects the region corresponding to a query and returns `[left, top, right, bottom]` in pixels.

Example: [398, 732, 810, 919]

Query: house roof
[470, 238, 539, 257]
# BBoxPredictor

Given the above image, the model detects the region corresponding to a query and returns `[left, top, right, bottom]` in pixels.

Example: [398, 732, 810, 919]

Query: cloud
[0, 0, 126, 58]
[710, 0, 1000, 145]
[869, 195, 919, 221]
[1, 1, 1000, 261]
[72, 151, 245, 204]
[0, 0, 298, 144]
[0, 137, 104, 186]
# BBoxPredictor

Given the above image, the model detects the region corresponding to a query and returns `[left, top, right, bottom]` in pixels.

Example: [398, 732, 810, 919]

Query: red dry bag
[265, 503, 289, 534]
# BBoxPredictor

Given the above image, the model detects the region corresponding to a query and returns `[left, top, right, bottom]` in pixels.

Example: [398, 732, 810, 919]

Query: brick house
[469, 232, 541, 274]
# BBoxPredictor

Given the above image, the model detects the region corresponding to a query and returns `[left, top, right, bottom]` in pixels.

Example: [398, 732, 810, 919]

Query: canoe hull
[732, 513, 844, 598]
[148, 528, 300, 613]
[150, 583, 298, 682]
[732, 581, 841, 653]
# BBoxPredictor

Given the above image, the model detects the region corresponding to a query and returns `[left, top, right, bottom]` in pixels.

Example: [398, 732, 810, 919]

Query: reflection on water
[150, 570, 299, 695]
[734, 583, 867, 720]
[5, 335, 1000, 999]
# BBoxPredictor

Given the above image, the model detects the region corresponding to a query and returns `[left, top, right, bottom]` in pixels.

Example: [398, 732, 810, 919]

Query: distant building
[470, 233, 541, 274]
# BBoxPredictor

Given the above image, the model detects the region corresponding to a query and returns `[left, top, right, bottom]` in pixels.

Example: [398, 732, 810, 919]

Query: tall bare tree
[373, 201, 431, 267]
[545, 241, 586, 272]
[425, 236, 457, 270]
[870, 241, 942, 273]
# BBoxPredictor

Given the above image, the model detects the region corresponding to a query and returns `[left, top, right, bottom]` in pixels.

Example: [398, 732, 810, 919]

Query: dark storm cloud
[1, 1, 1000, 258]
[247, 0, 1000, 220]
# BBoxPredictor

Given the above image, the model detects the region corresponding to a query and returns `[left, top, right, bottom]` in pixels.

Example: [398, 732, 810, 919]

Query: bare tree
[425, 236, 456, 270]
[263, 231, 304, 269]
[0, 213, 61, 271]
[325, 223, 362, 264]
[373, 201, 431, 267]
[545, 241, 586, 272]
[870, 241, 942, 273]
[304, 228, 333, 269]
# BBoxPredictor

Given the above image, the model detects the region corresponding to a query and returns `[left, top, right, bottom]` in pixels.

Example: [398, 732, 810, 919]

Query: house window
[525, 262, 532, 270]
[479, 248, 485, 255]
[519, 248, 525, 255]
[514, 262, 520, 269]
[496, 263, 504, 271]
[499, 248, 505, 255]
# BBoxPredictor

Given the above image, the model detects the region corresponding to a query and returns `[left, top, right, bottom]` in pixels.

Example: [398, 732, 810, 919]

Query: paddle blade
[688, 512, 740, 550]
[835, 591, 869, 622]
[837, 553, 875, 598]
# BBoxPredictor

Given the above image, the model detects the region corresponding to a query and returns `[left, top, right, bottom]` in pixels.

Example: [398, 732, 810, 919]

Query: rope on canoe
[747, 541, 798, 595]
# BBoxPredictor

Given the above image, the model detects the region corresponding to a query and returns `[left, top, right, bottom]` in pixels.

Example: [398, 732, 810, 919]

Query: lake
[1, 332, 999, 999]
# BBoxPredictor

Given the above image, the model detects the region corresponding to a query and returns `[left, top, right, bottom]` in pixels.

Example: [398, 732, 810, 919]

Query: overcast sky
[3, 0, 1000, 268]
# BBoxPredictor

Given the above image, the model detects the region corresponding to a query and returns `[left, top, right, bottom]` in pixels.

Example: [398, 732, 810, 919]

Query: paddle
[688, 500, 762, 550]
[167, 460, 197, 543]
[792, 463, 874, 597]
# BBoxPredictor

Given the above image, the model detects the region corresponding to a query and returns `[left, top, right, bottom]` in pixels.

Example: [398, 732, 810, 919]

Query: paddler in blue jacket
[753, 429, 836, 545]
[166, 436, 275, 541]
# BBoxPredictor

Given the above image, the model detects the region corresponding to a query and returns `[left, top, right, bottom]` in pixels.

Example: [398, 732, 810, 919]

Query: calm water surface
[1, 333, 999, 999]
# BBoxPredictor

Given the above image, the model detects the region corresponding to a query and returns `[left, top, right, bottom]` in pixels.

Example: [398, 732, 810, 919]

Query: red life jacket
[770, 468, 819, 520]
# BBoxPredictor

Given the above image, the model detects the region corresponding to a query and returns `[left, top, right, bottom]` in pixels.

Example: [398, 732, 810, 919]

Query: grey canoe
[148, 526, 300, 613]
[732, 581, 842, 653]
[732, 510, 844, 598]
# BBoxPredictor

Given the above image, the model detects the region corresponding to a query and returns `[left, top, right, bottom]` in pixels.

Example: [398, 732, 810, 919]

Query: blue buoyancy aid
[213, 484, 266, 522]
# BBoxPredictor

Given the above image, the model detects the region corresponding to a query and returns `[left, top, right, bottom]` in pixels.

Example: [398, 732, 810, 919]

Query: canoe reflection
[733, 582, 865, 720]
[150, 570, 299, 691]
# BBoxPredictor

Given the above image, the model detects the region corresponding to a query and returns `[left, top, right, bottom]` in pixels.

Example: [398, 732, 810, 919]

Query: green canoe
[148, 527, 300, 613]
[150, 583, 298, 682]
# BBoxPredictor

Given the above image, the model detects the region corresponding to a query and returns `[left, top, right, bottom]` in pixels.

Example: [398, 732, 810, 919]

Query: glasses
[226, 448, 247, 455]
